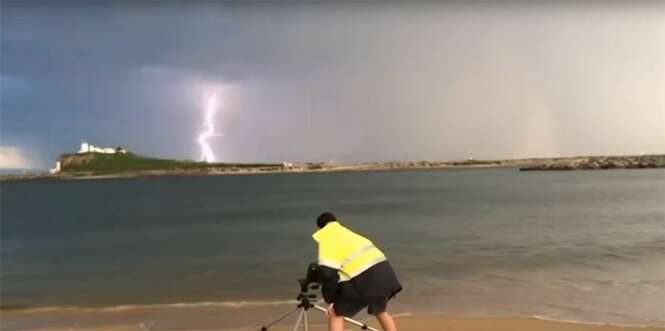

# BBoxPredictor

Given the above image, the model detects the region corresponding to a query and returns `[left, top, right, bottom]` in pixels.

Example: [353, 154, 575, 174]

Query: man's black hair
[317, 212, 337, 228]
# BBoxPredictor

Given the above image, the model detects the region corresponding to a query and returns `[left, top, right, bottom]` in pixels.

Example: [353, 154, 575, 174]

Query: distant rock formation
[59, 153, 98, 171]
[3, 153, 664, 181]
[519, 155, 665, 171]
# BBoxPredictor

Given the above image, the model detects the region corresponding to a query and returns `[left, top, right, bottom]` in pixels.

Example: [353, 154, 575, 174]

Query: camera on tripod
[298, 262, 321, 293]
[260, 262, 379, 331]
[296, 263, 320, 309]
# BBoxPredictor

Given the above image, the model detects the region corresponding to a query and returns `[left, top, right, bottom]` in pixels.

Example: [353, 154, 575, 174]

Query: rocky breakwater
[519, 154, 665, 171]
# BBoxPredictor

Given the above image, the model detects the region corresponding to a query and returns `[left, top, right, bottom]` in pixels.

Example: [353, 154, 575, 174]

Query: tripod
[260, 279, 380, 331]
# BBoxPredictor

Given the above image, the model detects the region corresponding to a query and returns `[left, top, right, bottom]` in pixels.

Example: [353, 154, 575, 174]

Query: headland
[1, 147, 663, 181]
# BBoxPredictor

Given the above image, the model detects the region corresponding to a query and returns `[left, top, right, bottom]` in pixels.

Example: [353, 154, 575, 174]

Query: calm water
[1, 168, 664, 328]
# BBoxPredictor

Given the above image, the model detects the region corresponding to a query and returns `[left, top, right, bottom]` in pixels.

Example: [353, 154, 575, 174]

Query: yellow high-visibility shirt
[312, 221, 386, 282]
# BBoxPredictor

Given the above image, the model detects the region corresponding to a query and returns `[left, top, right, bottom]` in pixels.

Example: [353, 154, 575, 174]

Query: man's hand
[326, 303, 336, 317]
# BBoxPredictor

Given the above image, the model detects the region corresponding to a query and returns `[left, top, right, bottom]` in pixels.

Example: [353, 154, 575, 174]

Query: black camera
[298, 262, 321, 293]
[304, 262, 321, 284]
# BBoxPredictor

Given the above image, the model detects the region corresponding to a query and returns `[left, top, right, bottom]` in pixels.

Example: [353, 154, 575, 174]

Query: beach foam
[3, 299, 299, 314]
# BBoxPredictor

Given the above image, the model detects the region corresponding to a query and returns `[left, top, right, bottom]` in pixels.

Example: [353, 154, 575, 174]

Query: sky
[1, 1, 664, 169]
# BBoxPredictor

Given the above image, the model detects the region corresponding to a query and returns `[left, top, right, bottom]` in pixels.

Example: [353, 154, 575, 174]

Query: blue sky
[1, 2, 664, 169]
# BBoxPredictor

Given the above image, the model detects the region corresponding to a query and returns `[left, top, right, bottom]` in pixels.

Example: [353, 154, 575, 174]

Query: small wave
[481, 273, 525, 283]
[4, 299, 298, 314]
[559, 277, 618, 286]
[542, 302, 585, 313]
[390, 310, 664, 328]
[601, 252, 629, 259]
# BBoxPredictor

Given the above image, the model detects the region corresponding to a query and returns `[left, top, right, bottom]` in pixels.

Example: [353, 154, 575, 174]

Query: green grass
[61, 153, 281, 174]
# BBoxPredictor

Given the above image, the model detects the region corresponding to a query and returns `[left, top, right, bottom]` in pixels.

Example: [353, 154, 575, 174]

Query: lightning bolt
[198, 92, 220, 163]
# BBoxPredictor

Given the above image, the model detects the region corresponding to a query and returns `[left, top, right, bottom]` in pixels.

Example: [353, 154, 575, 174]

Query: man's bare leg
[328, 315, 345, 331]
[376, 312, 398, 331]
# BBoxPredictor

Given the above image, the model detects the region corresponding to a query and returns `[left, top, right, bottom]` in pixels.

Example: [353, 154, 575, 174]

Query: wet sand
[18, 314, 665, 331]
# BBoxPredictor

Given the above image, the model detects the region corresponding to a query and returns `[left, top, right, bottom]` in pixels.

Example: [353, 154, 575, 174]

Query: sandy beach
[17, 314, 665, 331]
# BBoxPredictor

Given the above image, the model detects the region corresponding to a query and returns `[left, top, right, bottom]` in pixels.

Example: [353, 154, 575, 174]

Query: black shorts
[334, 291, 390, 317]
[332, 262, 401, 317]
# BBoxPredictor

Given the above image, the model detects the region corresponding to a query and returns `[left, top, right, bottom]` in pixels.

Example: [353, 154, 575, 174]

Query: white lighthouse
[77, 141, 127, 155]
[78, 142, 90, 153]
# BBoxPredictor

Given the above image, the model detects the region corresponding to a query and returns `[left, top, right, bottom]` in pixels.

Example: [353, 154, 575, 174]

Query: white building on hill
[78, 142, 128, 155]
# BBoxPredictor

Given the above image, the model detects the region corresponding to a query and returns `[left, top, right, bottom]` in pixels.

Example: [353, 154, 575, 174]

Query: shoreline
[2, 154, 664, 182]
[26, 162, 517, 181]
[3, 297, 664, 330]
[6, 312, 664, 331]
[0, 162, 518, 182]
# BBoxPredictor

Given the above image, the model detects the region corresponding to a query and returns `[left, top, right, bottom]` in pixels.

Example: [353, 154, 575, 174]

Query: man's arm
[318, 265, 340, 303]
[317, 241, 342, 304]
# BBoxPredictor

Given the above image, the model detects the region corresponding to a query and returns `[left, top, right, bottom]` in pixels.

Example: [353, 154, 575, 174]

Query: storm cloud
[1, 2, 663, 168]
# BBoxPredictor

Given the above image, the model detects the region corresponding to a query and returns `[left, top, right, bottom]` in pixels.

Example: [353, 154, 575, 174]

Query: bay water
[1, 168, 663, 329]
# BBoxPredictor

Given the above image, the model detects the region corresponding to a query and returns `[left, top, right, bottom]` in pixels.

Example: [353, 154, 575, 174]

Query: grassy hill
[58, 153, 282, 175]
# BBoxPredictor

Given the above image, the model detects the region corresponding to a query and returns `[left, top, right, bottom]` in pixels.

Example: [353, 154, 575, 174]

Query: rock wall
[519, 155, 665, 171]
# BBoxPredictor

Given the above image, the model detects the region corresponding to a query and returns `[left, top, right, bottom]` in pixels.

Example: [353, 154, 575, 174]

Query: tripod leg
[313, 304, 381, 331]
[303, 309, 309, 331]
[261, 306, 300, 330]
[291, 309, 304, 331]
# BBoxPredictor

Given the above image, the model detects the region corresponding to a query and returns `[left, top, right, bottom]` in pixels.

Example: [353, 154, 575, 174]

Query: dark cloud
[1, 2, 663, 168]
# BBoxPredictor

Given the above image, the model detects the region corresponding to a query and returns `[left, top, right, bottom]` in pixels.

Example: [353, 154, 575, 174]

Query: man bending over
[312, 212, 402, 331]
